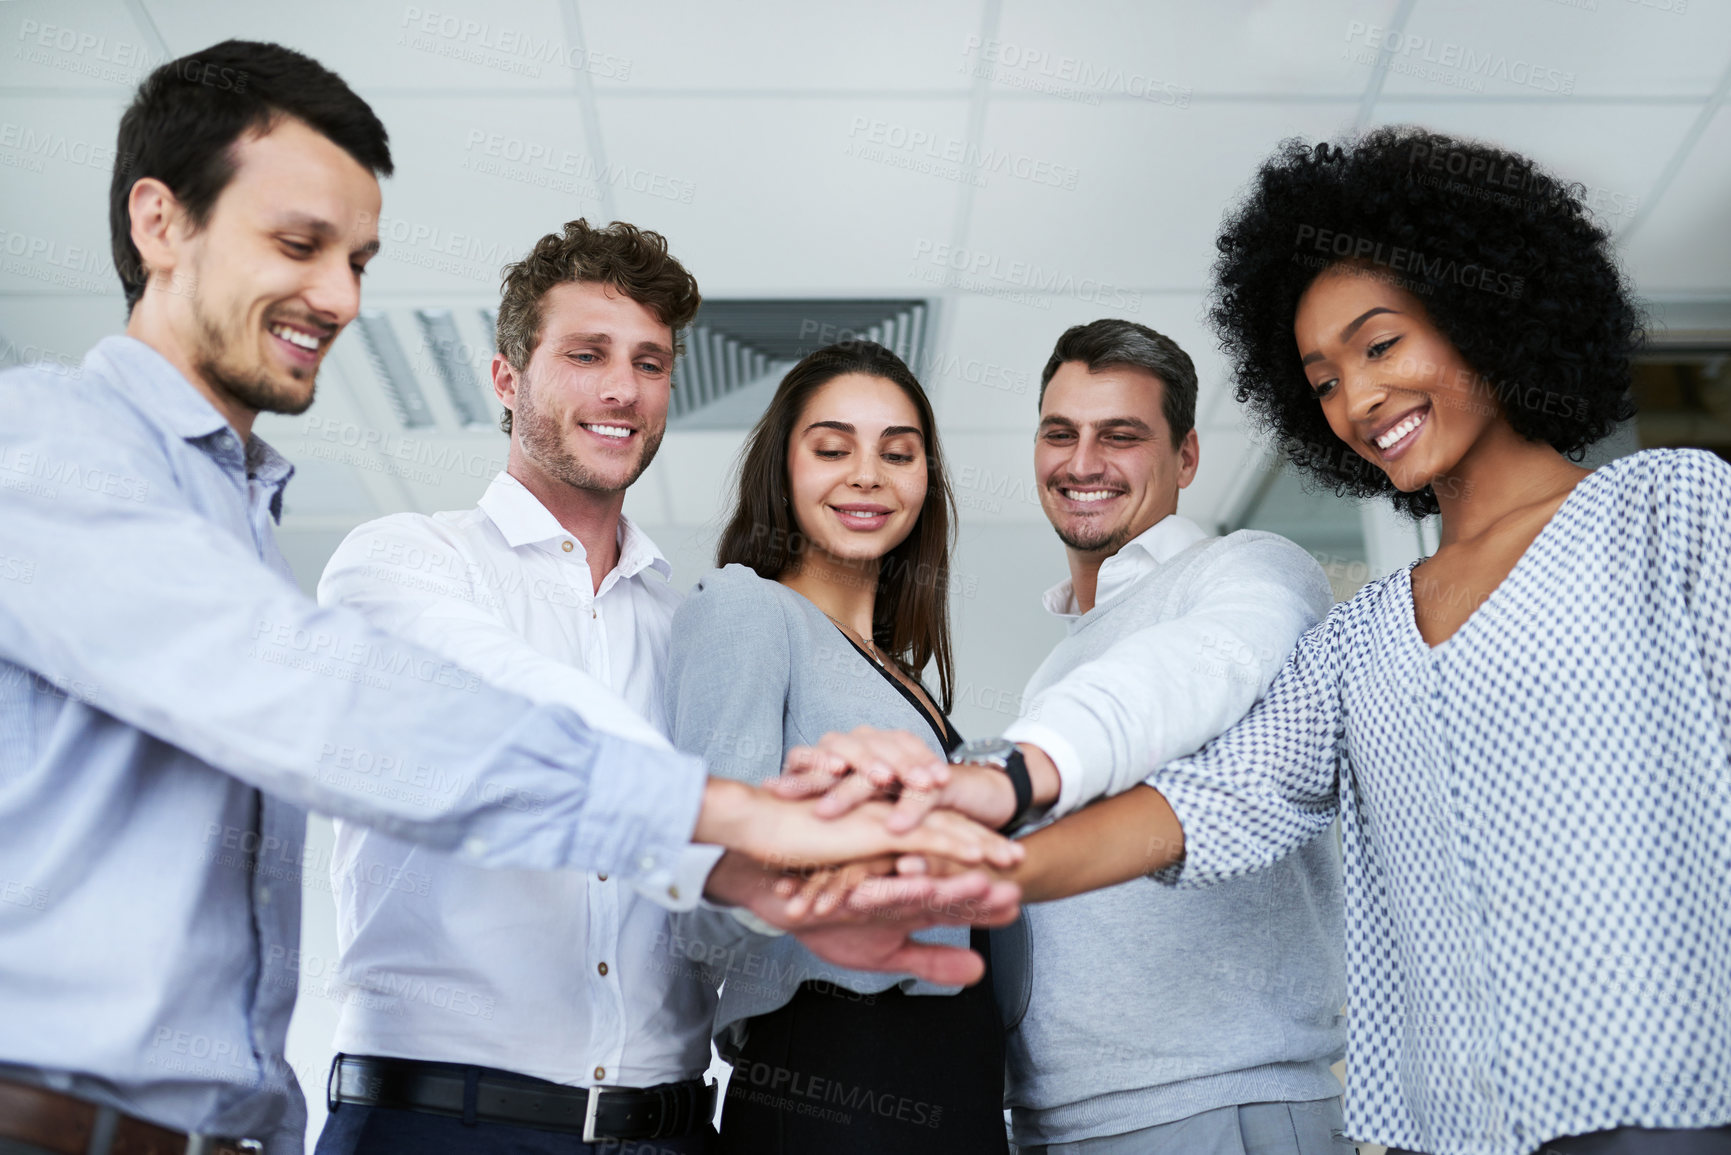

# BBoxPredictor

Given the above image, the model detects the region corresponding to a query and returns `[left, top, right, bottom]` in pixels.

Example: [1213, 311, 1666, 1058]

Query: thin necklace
[823, 612, 887, 669]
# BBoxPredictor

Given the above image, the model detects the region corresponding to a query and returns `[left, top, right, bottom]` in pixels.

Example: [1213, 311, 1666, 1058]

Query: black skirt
[717, 928, 1008, 1155]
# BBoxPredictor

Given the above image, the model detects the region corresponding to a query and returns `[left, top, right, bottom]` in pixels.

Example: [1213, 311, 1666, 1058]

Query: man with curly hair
[312, 220, 727, 1154]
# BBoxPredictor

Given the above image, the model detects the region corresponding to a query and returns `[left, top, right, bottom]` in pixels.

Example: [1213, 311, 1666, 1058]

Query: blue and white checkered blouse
[1148, 448, 1731, 1155]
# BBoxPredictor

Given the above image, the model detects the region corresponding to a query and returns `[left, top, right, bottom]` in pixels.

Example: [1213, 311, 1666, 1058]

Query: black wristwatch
[948, 737, 1035, 834]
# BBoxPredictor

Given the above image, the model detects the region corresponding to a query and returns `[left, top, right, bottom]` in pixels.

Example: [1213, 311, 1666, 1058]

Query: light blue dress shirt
[0, 337, 707, 1153]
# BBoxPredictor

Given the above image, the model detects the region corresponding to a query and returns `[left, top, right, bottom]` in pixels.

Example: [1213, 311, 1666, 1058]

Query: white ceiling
[3, 0, 1729, 577]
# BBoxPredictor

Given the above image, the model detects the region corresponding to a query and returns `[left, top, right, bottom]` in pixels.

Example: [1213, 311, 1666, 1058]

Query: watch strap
[997, 747, 1034, 834]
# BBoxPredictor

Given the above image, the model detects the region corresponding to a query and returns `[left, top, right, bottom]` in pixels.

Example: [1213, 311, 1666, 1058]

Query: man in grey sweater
[789, 319, 1350, 1153]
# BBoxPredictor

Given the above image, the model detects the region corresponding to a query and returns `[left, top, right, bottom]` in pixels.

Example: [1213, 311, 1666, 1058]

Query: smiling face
[496, 279, 672, 496]
[786, 372, 929, 568]
[1035, 361, 1198, 557]
[161, 116, 380, 417]
[1294, 266, 1501, 495]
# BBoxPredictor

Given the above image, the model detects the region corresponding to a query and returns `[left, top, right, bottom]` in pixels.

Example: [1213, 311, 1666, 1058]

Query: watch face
[955, 737, 1016, 763]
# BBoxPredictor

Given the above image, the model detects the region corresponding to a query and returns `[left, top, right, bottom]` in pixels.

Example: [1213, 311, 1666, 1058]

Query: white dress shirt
[316, 472, 718, 1088]
[1002, 513, 1333, 819]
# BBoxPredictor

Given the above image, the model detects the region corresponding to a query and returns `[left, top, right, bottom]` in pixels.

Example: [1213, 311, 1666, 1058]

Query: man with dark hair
[311, 220, 717, 1154]
[785, 319, 1351, 1153]
[0, 42, 1019, 1155]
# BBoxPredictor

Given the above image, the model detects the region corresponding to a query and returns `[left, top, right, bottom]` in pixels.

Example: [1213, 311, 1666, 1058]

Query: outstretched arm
[776, 534, 1332, 831]
[1003, 784, 1182, 902]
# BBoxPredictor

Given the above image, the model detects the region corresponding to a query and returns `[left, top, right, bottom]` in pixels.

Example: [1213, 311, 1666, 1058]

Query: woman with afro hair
[850, 126, 1731, 1155]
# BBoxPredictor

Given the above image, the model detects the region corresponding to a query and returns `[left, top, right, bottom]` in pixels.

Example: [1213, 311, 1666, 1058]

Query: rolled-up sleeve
[0, 423, 706, 890]
[1147, 615, 1345, 888]
[1005, 532, 1333, 818]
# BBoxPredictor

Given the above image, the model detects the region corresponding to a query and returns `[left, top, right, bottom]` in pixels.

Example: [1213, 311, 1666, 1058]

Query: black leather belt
[327, 1054, 712, 1143]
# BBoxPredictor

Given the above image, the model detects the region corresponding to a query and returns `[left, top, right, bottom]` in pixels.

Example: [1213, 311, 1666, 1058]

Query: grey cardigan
[662, 563, 967, 1051]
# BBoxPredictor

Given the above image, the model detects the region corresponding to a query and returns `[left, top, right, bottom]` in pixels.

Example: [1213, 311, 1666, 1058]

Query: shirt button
[594, 1066, 606, 1080]
[562, 541, 574, 552]
[667, 885, 680, 901]
[258, 887, 272, 905]
[597, 961, 609, 976]
[597, 873, 608, 882]
[639, 855, 656, 871]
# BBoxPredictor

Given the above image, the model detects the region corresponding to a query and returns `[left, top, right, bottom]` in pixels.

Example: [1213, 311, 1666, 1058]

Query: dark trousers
[718, 931, 1008, 1154]
[316, 1102, 716, 1155]
[316, 1078, 716, 1155]
[1388, 1125, 1731, 1155]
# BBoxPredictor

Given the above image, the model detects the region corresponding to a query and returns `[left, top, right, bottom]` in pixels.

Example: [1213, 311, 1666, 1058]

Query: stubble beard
[1054, 518, 1133, 555]
[191, 295, 317, 418]
[515, 370, 664, 495]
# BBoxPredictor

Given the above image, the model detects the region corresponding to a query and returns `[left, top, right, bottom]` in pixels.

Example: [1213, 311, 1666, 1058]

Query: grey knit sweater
[1002, 530, 1347, 1147]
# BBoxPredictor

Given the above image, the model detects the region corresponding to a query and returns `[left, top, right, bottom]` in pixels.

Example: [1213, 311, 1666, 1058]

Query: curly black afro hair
[1209, 125, 1642, 517]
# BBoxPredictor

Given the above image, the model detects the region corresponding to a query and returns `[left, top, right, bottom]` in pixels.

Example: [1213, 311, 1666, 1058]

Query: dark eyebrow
[631, 341, 674, 358]
[1300, 306, 1401, 366]
[1038, 415, 1151, 433]
[802, 420, 925, 440]
[274, 212, 380, 258]
[1340, 307, 1398, 343]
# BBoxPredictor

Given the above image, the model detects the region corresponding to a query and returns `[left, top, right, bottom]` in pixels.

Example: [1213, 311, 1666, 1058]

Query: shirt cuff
[724, 904, 788, 938]
[693, 895, 787, 938]
[630, 844, 724, 911]
[1002, 718, 1088, 820]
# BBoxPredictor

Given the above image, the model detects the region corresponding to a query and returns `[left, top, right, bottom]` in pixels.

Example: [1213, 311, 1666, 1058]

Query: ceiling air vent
[416, 308, 493, 427]
[356, 310, 436, 429]
[672, 299, 933, 428]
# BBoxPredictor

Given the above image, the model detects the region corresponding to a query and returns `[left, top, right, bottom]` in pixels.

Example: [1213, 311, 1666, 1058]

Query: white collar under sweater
[1040, 512, 1211, 620]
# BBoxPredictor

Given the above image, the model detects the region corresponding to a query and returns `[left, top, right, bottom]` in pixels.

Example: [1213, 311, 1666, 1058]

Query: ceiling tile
[138, 0, 581, 91]
[963, 99, 1359, 291]
[579, 0, 981, 92]
[995, 0, 1401, 99]
[1622, 104, 1731, 295]
[1366, 0, 1731, 100]
[594, 95, 971, 292]
[2, 0, 162, 92]
[360, 95, 605, 297]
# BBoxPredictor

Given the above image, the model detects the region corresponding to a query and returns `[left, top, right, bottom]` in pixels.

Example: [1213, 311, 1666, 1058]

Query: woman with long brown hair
[663, 340, 1007, 1154]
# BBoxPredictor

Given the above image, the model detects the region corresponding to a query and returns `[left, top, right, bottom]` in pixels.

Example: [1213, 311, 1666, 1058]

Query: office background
[4, 1, 1728, 1147]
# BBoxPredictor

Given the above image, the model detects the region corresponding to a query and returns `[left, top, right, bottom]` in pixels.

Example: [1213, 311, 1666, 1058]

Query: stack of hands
[699, 727, 1023, 987]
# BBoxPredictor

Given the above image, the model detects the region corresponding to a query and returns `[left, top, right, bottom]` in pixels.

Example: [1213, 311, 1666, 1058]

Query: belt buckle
[581, 1085, 603, 1144]
[183, 1137, 263, 1155]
